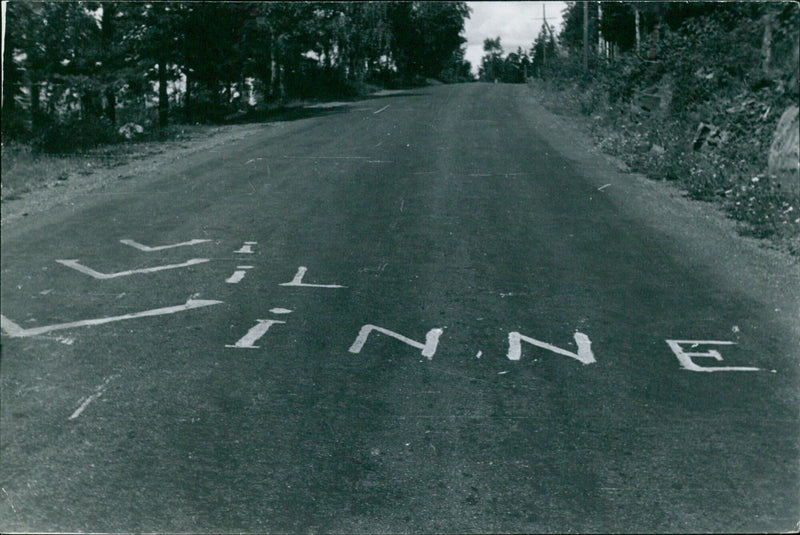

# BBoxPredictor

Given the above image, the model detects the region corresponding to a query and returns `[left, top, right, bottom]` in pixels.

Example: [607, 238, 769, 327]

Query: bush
[35, 116, 121, 153]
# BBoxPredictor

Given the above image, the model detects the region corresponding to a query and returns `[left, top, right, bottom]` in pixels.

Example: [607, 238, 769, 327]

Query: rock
[224, 110, 248, 122]
[631, 76, 673, 116]
[632, 92, 661, 113]
[692, 122, 727, 151]
[650, 144, 666, 155]
[768, 105, 799, 194]
[656, 75, 673, 114]
[118, 123, 144, 140]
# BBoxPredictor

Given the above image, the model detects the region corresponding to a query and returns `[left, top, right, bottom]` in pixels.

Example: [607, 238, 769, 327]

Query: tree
[439, 46, 473, 83]
[1, 0, 475, 146]
[389, 1, 470, 82]
[479, 36, 503, 82]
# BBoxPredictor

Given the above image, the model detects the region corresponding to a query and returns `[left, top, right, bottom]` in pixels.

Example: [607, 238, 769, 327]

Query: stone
[768, 105, 799, 194]
[692, 122, 727, 151]
[631, 76, 673, 117]
[118, 123, 144, 140]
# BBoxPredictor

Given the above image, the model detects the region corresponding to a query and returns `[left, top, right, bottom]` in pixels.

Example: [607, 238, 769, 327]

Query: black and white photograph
[1, 1, 799, 533]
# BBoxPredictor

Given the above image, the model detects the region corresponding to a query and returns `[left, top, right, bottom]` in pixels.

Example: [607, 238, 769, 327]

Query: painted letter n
[348, 324, 443, 360]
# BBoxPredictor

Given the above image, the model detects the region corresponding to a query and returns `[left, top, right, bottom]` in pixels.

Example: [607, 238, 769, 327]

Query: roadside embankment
[526, 78, 799, 258]
[0, 123, 266, 226]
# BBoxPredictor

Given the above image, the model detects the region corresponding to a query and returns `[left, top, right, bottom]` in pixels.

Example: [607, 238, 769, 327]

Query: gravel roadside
[1, 123, 268, 227]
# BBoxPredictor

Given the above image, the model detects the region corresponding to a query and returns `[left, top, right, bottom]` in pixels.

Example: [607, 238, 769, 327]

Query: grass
[2, 142, 95, 200]
[0, 124, 215, 202]
[528, 78, 800, 257]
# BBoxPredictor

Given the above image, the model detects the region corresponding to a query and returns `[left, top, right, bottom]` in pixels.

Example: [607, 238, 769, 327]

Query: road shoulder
[1, 124, 276, 228]
[516, 84, 800, 335]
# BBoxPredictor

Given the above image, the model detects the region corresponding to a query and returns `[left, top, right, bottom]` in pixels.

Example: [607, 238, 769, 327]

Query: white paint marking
[0, 315, 27, 337]
[348, 324, 444, 360]
[235, 241, 257, 254]
[226, 271, 248, 284]
[119, 238, 211, 251]
[1, 488, 17, 514]
[69, 376, 115, 420]
[226, 319, 285, 349]
[0, 299, 222, 338]
[40, 289, 53, 295]
[269, 308, 293, 314]
[226, 266, 254, 284]
[279, 266, 346, 288]
[280, 156, 370, 160]
[373, 105, 390, 114]
[665, 340, 760, 372]
[507, 331, 595, 364]
[597, 184, 612, 191]
[55, 258, 209, 279]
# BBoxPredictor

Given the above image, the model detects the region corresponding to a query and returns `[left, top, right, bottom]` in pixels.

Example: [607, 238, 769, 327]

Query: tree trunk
[184, 71, 192, 121]
[278, 64, 286, 101]
[761, 11, 773, 76]
[31, 80, 43, 130]
[105, 88, 116, 125]
[270, 32, 279, 100]
[582, 2, 589, 75]
[158, 59, 169, 128]
[101, 2, 117, 125]
[239, 72, 248, 108]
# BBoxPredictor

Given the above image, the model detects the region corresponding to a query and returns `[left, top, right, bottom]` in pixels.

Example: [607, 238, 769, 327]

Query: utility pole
[635, 5, 641, 55]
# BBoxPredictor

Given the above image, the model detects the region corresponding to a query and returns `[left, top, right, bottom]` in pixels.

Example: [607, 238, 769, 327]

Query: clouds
[463, 1, 565, 75]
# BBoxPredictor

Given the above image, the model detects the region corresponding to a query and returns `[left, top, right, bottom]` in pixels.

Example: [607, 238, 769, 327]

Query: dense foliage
[542, 1, 799, 251]
[1, 1, 472, 151]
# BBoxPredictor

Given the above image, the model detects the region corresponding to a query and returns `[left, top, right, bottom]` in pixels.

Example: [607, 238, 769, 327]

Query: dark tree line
[476, 1, 797, 95]
[478, 38, 534, 84]
[2, 1, 472, 148]
[559, 1, 798, 79]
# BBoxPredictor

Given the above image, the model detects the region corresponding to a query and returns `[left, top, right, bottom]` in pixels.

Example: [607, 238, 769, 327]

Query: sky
[463, 1, 566, 75]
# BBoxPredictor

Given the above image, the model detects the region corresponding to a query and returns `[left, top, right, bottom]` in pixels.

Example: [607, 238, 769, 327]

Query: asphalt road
[2, 83, 799, 533]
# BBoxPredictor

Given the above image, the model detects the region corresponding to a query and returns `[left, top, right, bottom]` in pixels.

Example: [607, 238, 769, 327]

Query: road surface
[2, 83, 799, 533]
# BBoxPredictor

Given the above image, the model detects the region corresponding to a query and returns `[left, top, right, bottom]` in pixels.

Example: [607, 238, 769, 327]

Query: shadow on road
[222, 90, 429, 126]
[223, 105, 351, 125]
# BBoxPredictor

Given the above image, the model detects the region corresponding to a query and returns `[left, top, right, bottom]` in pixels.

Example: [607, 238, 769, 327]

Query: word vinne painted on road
[1, 237, 766, 375]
